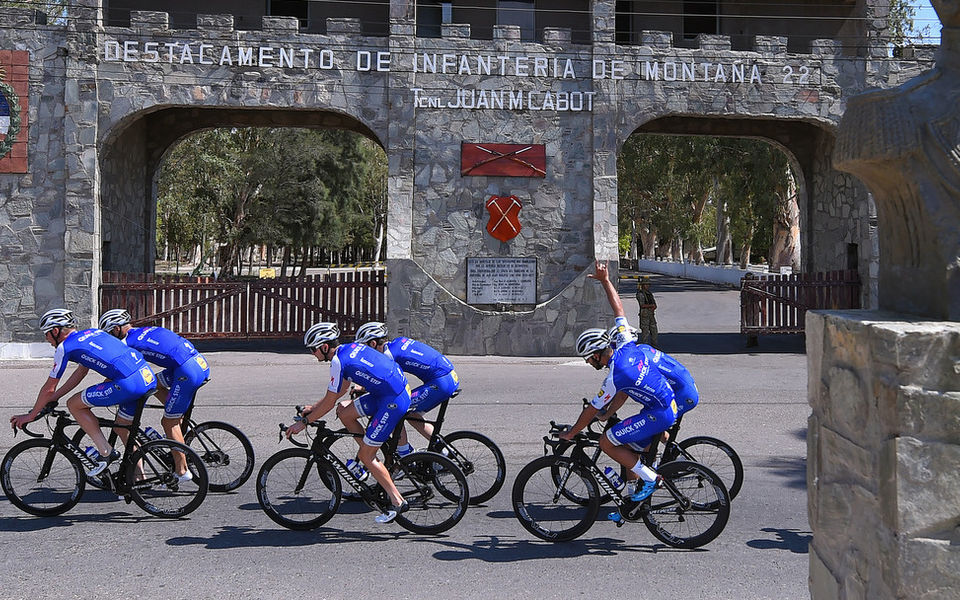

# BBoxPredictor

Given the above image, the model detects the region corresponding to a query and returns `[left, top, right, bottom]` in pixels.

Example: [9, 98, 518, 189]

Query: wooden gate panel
[740, 270, 860, 335]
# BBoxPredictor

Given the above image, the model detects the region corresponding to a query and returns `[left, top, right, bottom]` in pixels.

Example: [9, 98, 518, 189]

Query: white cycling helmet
[575, 328, 609, 357]
[355, 321, 388, 344]
[39, 308, 77, 333]
[304, 322, 340, 349]
[98, 308, 131, 331]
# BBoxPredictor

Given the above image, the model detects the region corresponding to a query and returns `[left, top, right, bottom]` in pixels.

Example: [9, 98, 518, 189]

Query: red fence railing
[740, 270, 861, 335]
[100, 270, 387, 340]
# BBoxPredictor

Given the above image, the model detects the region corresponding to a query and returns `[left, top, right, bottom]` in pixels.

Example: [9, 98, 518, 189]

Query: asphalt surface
[0, 274, 810, 600]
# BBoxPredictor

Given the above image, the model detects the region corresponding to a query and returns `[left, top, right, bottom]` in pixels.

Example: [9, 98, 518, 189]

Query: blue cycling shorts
[156, 354, 210, 419]
[353, 387, 412, 447]
[672, 375, 699, 416]
[82, 365, 158, 421]
[409, 370, 459, 414]
[605, 401, 678, 450]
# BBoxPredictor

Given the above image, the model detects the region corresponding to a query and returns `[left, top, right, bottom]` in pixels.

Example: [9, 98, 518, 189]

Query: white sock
[630, 459, 657, 483]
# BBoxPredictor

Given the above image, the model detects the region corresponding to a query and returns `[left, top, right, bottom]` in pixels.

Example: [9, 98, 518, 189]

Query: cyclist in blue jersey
[559, 261, 679, 512]
[98, 309, 209, 482]
[608, 324, 700, 417]
[350, 322, 459, 456]
[10, 309, 157, 476]
[285, 322, 412, 524]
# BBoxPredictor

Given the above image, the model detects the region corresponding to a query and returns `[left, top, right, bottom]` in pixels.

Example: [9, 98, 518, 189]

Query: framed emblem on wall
[0, 50, 29, 173]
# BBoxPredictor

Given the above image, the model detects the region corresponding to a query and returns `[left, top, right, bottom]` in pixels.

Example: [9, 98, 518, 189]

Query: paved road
[0, 276, 810, 600]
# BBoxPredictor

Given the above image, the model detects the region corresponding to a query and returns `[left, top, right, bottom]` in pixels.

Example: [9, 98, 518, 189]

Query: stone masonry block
[754, 35, 787, 55]
[441, 24, 470, 38]
[812, 39, 841, 56]
[895, 386, 960, 441]
[881, 437, 960, 535]
[493, 25, 521, 40]
[698, 34, 731, 51]
[818, 426, 876, 491]
[262, 16, 299, 33]
[327, 18, 361, 35]
[898, 537, 960, 600]
[825, 365, 872, 441]
[640, 30, 673, 48]
[197, 14, 234, 31]
[543, 28, 571, 44]
[810, 543, 841, 600]
[130, 11, 169, 29]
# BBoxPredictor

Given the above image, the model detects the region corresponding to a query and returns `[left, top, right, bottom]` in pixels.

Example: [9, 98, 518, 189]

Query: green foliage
[0, 0, 69, 24]
[156, 127, 387, 275]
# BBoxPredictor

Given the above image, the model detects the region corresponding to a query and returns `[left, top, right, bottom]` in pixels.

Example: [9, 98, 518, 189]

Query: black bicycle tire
[676, 436, 744, 500]
[125, 439, 209, 518]
[392, 451, 469, 535]
[641, 460, 730, 549]
[256, 448, 342, 531]
[184, 420, 255, 493]
[1, 439, 85, 517]
[512, 455, 600, 542]
[437, 430, 506, 505]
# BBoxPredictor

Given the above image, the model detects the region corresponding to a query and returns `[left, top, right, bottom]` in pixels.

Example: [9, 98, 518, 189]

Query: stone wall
[0, 2, 938, 354]
[806, 311, 960, 599]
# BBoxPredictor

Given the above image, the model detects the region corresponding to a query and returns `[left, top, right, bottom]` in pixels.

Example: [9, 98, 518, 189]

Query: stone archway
[97, 107, 384, 275]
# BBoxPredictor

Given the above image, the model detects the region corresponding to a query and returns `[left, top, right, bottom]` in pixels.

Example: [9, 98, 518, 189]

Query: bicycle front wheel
[642, 460, 730, 549]
[184, 421, 255, 493]
[512, 455, 600, 542]
[675, 436, 744, 500]
[392, 451, 469, 535]
[1, 439, 85, 517]
[256, 448, 342, 531]
[435, 430, 506, 505]
[126, 440, 209, 518]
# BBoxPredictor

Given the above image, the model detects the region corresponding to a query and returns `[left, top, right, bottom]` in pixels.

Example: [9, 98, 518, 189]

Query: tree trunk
[716, 200, 734, 265]
[769, 174, 802, 272]
[739, 225, 754, 269]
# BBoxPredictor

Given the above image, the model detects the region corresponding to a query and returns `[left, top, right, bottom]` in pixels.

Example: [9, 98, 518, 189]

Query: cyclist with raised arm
[9, 309, 157, 476]
[98, 309, 209, 482]
[285, 322, 412, 524]
[350, 322, 459, 456]
[559, 261, 679, 519]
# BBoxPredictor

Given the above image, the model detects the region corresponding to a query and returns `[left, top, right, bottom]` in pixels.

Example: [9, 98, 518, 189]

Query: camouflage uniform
[636, 281, 658, 346]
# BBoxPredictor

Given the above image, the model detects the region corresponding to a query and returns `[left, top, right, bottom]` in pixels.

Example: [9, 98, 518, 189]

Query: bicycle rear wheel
[642, 460, 730, 549]
[512, 455, 600, 542]
[125, 440, 209, 518]
[184, 421, 255, 493]
[256, 448, 342, 530]
[674, 436, 743, 500]
[392, 451, 469, 534]
[1, 439, 85, 517]
[434, 430, 506, 505]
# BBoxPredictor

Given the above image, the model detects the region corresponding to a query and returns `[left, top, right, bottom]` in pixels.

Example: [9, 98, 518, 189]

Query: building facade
[0, 0, 935, 355]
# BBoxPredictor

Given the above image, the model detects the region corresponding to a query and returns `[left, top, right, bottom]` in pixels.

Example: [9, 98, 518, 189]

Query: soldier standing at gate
[636, 275, 658, 347]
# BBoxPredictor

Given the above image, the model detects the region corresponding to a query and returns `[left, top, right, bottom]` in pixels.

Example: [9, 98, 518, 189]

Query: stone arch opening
[615, 115, 873, 299]
[98, 107, 384, 275]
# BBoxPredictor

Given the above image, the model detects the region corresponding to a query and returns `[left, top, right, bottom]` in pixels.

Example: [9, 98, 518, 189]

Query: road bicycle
[512, 421, 730, 548]
[2, 399, 209, 518]
[325, 390, 506, 504]
[552, 400, 743, 505]
[256, 409, 469, 534]
[72, 395, 255, 493]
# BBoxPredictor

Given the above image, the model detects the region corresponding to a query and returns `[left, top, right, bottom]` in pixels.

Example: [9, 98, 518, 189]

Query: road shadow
[746, 527, 811, 554]
[757, 456, 807, 490]
[0, 508, 152, 531]
[412, 534, 700, 562]
[654, 333, 805, 355]
[166, 525, 419, 549]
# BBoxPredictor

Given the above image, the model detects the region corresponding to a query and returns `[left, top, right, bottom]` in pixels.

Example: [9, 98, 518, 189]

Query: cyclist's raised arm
[587, 260, 624, 318]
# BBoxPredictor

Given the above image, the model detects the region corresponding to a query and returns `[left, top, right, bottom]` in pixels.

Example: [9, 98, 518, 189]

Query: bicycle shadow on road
[0, 509, 152, 532]
[746, 528, 811, 554]
[165, 525, 424, 550]
[410, 534, 699, 562]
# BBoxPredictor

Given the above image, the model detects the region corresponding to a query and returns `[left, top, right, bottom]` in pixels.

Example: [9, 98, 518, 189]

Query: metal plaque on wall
[466, 257, 537, 305]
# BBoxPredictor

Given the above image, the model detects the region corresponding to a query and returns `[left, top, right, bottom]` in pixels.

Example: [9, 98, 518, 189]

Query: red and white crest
[485, 195, 522, 242]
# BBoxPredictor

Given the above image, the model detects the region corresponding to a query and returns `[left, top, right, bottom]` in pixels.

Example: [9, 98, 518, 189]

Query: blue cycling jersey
[383, 337, 454, 382]
[637, 344, 691, 388]
[49, 328, 149, 380]
[124, 326, 199, 369]
[590, 318, 675, 412]
[328, 342, 409, 397]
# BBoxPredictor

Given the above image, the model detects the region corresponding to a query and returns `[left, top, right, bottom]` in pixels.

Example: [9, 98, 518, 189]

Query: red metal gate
[740, 270, 861, 335]
[100, 271, 386, 340]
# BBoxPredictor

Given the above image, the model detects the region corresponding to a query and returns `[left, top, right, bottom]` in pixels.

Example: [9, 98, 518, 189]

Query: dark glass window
[683, 0, 718, 40]
[498, 0, 535, 41]
[269, 0, 309, 29]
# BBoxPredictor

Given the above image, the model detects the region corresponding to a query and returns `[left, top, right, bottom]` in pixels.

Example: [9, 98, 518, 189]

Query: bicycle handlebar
[16, 401, 64, 438]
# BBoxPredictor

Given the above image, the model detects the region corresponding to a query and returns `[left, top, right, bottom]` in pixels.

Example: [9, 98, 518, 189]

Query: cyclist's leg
[357, 389, 412, 510]
[336, 394, 375, 444]
[672, 376, 700, 416]
[160, 358, 208, 475]
[66, 391, 112, 455]
[601, 404, 677, 483]
[406, 371, 459, 441]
